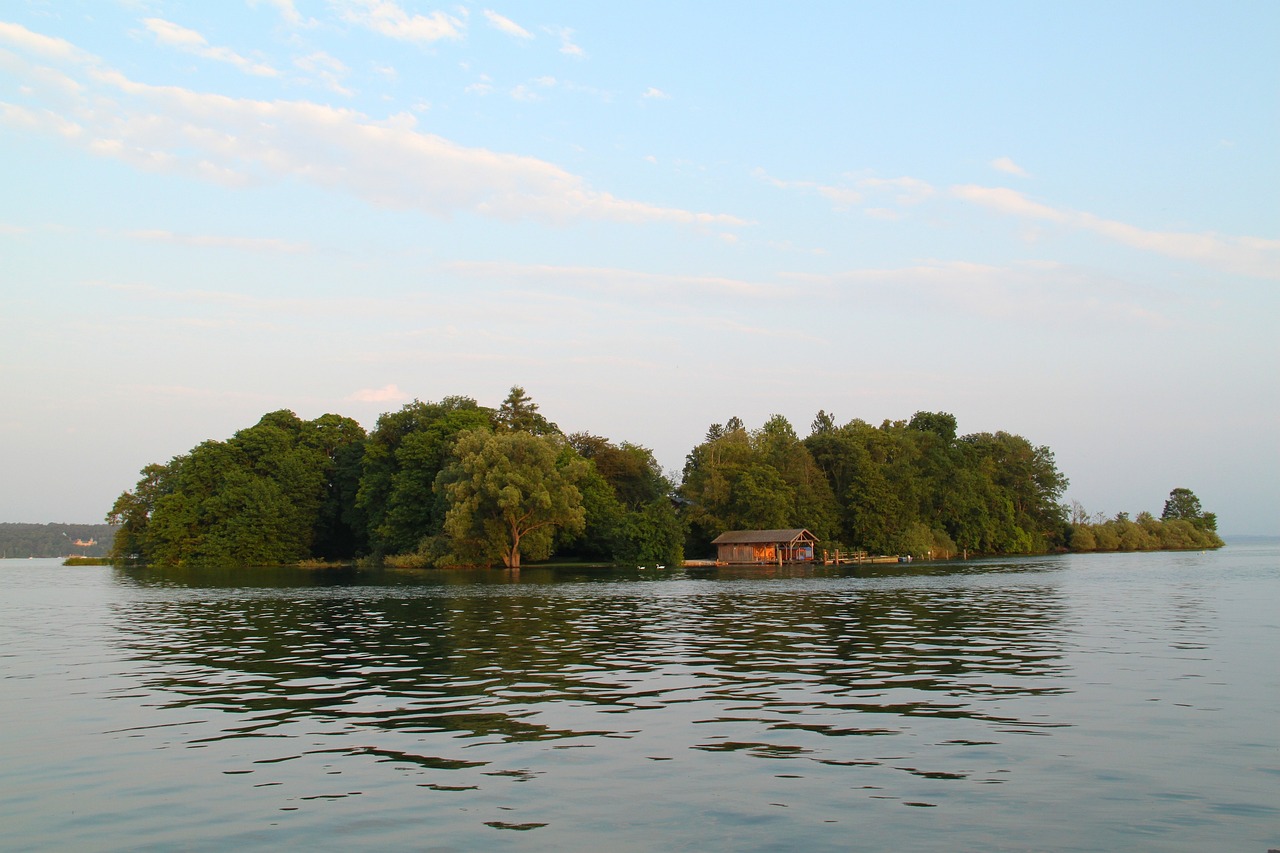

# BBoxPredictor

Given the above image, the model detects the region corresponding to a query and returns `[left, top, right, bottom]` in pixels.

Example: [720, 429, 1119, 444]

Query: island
[104, 387, 1223, 569]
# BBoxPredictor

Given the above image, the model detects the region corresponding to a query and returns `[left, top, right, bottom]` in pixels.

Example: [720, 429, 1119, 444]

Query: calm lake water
[2, 547, 1277, 852]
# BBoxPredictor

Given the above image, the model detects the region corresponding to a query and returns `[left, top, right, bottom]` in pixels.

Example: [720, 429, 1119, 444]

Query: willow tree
[438, 430, 587, 568]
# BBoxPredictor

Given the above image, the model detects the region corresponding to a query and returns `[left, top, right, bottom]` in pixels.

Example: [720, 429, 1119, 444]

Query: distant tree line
[105, 389, 1221, 567]
[0, 523, 116, 559]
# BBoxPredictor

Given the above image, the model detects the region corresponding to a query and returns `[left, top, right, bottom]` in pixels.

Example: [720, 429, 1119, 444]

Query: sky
[1, 1, 1277, 535]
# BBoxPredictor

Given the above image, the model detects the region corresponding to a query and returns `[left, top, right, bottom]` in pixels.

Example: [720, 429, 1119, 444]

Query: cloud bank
[0, 22, 744, 228]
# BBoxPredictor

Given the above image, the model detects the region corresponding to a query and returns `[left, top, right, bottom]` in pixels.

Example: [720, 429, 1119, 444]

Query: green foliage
[908, 410, 958, 442]
[680, 414, 839, 554]
[356, 398, 493, 555]
[102, 390, 1218, 569]
[802, 415, 1066, 556]
[562, 433, 685, 566]
[496, 385, 559, 436]
[107, 411, 366, 566]
[438, 430, 588, 568]
[678, 411, 1070, 559]
[1162, 487, 1217, 532]
[1067, 491, 1224, 553]
[569, 433, 668, 509]
[619, 499, 685, 566]
[1162, 487, 1202, 521]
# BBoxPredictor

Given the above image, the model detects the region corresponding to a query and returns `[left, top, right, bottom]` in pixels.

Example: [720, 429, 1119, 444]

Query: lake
[2, 546, 1277, 851]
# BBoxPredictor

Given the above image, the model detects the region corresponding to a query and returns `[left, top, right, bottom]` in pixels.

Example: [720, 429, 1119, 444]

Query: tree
[563, 432, 684, 565]
[961, 431, 1068, 550]
[438, 430, 587, 568]
[107, 411, 367, 566]
[908, 411, 958, 442]
[107, 461, 178, 562]
[304, 414, 370, 560]
[620, 499, 685, 566]
[1162, 487, 1215, 531]
[1162, 487, 1202, 520]
[357, 398, 492, 555]
[753, 415, 838, 539]
[569, 433, 669, 509]
[728, 464, 794, 530]
[810, 410, 836, 436]
[496, 385, 559, 435]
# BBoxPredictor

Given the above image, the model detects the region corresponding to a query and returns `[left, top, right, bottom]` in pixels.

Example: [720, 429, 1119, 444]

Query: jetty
[821, 549, 902, 565]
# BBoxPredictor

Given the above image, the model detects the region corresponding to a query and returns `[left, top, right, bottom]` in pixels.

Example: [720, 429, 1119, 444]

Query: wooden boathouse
[711, 528, 819, 565]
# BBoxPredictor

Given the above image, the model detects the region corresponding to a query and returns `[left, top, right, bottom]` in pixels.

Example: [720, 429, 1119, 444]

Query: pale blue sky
[2, 1, 1277, 534]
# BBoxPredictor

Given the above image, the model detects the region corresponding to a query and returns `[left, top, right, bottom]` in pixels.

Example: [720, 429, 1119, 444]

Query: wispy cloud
[544, 25, 584, 57]
[465, 74, 494, 95]
[642, 87, 669, 100]
[447, 260, 773, 297]
[249, 0, 310, 27]
[953, 184, 1280, 279]
[790, 259, 1180, 328]
[991, 156, 1029, 178]
[334, 0, 464, 43]
[859, 176, 935, 207]
[510, 78, 556, 101]
[294, 51, 352, 96]
[143, 18, 278, 77]
[753, 168, 861, 210]
[0, 26, 746, 229]
[756, 169, 939, 215]
[483, 10, 532, 39]
[124, 229, 310, 253]
[0, 21, 89, 62]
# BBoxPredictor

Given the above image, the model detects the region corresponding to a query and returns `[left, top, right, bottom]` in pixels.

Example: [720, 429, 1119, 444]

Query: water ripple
[4, 553, 1277, 851]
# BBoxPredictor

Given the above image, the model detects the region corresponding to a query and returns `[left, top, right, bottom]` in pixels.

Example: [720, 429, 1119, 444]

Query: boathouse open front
[711, 528, 819, 565]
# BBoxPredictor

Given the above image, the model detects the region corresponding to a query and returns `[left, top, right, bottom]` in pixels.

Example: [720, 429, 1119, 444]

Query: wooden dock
[821, 550, 902, 565]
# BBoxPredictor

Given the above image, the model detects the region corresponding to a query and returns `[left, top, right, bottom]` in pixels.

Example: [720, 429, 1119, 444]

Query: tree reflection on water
[109, 563, 1070, 748]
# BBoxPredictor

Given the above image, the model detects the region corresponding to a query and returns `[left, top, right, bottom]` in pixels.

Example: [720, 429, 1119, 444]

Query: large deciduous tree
[438, 430, 587, 568]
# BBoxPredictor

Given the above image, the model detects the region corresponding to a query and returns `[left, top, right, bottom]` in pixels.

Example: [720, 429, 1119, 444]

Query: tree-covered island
[106, 387, 1223, 568]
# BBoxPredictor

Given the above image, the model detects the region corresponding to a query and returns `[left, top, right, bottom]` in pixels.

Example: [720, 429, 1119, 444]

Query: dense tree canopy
[356, 396, 493, 556]
[680, 411, 1069, 558]
[108, 410, 366, 565]
[564, 433, 685, 566]
[104, 392, 1220, 567]
[681, 415, 839, 554]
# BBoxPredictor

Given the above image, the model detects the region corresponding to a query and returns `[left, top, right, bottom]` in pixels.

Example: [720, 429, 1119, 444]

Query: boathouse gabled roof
[710, 528, 817, 545]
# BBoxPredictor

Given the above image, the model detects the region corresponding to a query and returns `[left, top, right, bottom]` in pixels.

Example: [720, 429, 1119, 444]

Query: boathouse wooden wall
[711, 529, 818, 564]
